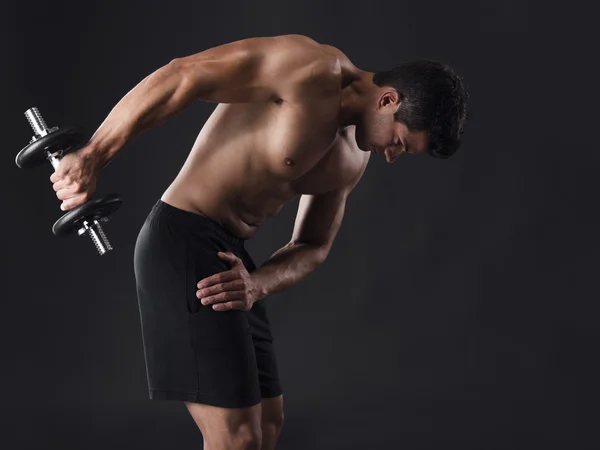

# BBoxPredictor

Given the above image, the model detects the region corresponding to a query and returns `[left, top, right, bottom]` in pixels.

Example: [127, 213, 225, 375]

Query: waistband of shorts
[151, 199, 246, 246]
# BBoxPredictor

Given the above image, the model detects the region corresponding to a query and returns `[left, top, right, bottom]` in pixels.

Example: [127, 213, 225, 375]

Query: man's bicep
[291, 189, 349, 256]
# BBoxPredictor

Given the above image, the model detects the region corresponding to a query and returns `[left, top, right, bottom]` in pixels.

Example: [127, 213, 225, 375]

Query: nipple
[284, 157, 295, 167]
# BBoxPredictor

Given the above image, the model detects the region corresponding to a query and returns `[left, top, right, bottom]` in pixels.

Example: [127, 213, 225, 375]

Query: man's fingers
[61, 194, 87, 211]
[201, 290, 245, 305]
[197, 279, 244, 298]
[218, 251, 242, 266]
[197, 270, 238, 289]
[52, 179, 67, 192]
[50, 171, 69, 183]
[212, 300, 247, 311]
[56, 188, 76, 201]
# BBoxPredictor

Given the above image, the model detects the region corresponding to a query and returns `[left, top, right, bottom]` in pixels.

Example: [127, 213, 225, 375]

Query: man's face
[354, 90, 430, 163]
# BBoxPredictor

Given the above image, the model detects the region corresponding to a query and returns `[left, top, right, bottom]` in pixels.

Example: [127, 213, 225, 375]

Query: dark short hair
[372, 60, 469, 159]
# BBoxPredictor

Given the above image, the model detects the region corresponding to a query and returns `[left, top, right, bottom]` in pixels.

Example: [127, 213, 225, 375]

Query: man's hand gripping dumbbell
[15, 107, 122, 255]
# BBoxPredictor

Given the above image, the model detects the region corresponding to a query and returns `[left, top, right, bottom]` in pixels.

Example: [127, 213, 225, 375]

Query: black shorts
[133, 199, 282, 408]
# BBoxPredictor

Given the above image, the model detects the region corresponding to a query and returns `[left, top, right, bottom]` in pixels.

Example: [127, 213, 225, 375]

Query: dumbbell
[15, 107, 123, 256]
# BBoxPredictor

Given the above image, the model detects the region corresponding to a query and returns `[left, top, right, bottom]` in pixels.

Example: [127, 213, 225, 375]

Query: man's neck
[337, 71, 376, 128]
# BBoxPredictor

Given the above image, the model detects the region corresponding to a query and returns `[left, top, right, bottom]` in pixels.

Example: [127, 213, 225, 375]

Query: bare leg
[185, 401, 262, 450]
[260, 395, 284, 450]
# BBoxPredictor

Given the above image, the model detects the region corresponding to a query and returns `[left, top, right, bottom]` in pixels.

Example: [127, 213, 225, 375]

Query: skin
[48, 34, 431, 449]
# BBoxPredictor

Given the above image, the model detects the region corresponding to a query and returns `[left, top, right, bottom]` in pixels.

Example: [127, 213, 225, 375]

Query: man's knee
[263, 410, 284, 432]
[261, 396, 285, 432]
[260, 396, 284, 450]
[234, 423, 262, 450]
[184, 400, 262, 450]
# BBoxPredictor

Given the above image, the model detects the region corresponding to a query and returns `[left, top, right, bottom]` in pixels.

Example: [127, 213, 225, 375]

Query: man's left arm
[197, 159, 368, 311]
[252, 187, 350, 300]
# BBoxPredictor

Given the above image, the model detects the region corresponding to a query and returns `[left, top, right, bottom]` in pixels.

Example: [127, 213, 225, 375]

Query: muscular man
[50, 34, 468, 450]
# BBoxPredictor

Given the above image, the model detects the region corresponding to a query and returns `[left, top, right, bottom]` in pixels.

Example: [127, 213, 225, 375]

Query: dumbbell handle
[25, 107, 62, 170]
[25, 107, 113, 255]
[47, 154, 61, 170]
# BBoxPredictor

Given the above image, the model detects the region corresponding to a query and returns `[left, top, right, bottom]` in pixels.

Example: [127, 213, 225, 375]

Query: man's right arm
[86, 34, 330, 168]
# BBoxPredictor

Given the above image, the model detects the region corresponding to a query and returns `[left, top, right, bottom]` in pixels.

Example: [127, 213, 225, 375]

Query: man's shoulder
[264, 35, 356, 101]
[281, 35, 357, 75]
[269, 34, 343, 74]
[318, 43, 354, 67]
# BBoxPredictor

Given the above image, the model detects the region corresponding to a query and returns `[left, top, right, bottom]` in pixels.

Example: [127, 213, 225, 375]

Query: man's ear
[378, 89, 401, 113]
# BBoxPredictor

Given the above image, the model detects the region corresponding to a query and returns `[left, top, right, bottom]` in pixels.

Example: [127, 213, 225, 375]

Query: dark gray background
[1, 0, 597, 449]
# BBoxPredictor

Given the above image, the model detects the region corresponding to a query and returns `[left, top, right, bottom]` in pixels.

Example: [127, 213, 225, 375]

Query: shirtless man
[49, 34, 468, 450]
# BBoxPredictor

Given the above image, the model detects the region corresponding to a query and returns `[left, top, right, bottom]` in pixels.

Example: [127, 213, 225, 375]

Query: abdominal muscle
[160, 144, 294, 239]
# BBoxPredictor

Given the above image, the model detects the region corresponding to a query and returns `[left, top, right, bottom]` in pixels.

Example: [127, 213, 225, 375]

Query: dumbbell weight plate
[15, 125, 86, 169]
[52, 193, 123, 237]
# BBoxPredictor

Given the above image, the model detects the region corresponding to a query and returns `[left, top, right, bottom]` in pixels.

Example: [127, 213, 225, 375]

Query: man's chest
[201, 102, 365, 193]
[290, 126, 366, 194]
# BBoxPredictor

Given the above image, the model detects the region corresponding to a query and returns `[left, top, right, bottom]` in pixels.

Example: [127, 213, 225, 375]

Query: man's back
[161, 34, 370, 239]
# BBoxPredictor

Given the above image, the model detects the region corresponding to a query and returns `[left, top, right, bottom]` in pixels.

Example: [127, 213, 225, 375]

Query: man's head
[354, 59, 469, 163]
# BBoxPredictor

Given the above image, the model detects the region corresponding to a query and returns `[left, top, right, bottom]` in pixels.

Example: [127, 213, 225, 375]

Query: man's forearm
[251, 241, 327, 301]
[86, 60, 195, 168]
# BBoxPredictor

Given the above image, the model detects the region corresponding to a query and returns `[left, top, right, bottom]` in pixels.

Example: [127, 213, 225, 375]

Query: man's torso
[161, 41, 369, 239]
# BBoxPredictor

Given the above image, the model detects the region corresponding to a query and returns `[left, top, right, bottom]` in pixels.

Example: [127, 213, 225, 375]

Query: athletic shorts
[133, 199, 282, 408]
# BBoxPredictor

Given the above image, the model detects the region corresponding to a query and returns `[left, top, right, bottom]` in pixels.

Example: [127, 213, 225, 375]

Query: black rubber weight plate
[15, 125, 86, 169]
[52, 193, 123, 237]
